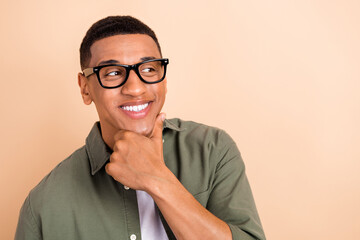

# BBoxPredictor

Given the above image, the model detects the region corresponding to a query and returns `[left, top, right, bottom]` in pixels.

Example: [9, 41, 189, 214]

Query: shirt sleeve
[207, 130, 266, 240]
[15, 195, 42, 240]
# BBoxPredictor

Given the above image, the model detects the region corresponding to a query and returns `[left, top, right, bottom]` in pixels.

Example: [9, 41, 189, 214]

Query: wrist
[143, 168, 179, 200]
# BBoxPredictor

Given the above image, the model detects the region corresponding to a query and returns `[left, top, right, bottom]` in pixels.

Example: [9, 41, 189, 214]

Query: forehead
[89, 34, 161, 66]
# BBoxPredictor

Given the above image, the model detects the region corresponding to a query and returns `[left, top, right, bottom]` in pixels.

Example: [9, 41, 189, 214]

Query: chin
[128, 124, 153, 137]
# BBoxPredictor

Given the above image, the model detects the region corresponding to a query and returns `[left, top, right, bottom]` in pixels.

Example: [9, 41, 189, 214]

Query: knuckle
[113, 141, 129, 153]
[109, 152, 118, 162]
[114, 131, 125, 141]
[122, 131, 133, 139]
[105, 163, 113, 174]
[113, 141, 123, 151]
[115, 130, 133, 140]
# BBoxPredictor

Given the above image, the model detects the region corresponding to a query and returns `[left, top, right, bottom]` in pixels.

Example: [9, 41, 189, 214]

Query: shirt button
[130, 234, 136, 240]
[162, 139, 164, 143]
[124, 186, 130, 190]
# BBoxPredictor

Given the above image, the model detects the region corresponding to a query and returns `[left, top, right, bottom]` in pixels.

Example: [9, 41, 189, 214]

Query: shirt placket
[122, 184, 142, 240]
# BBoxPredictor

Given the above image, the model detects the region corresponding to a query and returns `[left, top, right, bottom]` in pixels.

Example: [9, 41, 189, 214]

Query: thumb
[150, 112, 166, 140]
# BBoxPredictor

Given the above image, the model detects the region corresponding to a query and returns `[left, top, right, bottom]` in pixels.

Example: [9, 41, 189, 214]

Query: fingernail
[161, 113, 166, 121]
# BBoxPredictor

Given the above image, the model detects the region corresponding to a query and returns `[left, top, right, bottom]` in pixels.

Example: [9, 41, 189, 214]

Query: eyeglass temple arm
[83, 68, 94, 77]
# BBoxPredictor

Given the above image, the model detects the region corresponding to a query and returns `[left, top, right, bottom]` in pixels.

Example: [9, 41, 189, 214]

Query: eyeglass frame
[82, 58, 169, 89]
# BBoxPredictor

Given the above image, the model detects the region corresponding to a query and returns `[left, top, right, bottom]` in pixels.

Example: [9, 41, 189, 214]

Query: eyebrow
[140, 56, 156, 61]
[98, 59, 120, 66]
[97, 56, 157, 66]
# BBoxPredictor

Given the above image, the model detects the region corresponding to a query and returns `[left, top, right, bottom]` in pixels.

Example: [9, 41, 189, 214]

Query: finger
[150, 112, 166, 140]
[109, 151, 121, 163]
[114, 129, 131, 141]
[105, 162, 124, 184]
[113, 138, 125, 152]
[105, 162, 116, 176]
[113, 130, 136, 151]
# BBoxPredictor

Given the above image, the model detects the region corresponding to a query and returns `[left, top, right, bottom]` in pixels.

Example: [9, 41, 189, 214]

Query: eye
[101, 66, 126, 79]
[106, 71, 121, 76]
[141, 67, 155, 73]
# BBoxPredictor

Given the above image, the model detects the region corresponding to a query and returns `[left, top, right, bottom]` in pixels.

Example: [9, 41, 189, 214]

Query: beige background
[1, 0, 359, 239]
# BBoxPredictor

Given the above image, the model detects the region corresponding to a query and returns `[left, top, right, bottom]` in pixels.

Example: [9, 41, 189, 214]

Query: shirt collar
[86, 119, 184, 175]
[163, 118, 184, 131]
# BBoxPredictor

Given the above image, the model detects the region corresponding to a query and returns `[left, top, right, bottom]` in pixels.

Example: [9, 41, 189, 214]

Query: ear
[78, 72, 93, 105]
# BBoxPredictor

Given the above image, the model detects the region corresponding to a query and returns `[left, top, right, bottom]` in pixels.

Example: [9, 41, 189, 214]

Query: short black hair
[79, 16, 162, 69]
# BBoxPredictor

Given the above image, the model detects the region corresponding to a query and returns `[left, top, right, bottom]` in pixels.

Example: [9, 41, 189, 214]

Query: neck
[98, 122, 116, 150]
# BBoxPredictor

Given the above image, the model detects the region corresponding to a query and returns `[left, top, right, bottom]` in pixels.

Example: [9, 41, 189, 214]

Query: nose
[120, 69, 147, 97]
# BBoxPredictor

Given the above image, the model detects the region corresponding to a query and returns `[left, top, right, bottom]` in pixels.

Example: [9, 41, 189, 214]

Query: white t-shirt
[136, 190, 169, 240]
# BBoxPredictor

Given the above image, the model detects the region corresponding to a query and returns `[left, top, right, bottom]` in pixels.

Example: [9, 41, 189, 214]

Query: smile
[121, 102, 149, 112]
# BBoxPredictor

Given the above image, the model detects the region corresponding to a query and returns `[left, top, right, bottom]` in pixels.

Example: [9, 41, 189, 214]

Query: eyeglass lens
[99, 60, 165, 87]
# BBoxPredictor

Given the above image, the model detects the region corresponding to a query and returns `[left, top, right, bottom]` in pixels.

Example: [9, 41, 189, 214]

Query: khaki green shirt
[15, 119, 265, 240]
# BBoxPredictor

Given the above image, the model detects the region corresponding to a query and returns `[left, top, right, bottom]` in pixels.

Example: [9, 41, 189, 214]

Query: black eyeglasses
[82, 58, 169, 89]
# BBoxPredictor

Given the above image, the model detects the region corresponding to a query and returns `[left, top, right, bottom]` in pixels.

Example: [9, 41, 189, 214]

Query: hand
[105, 113, 168, 191]
[106, 113, 233, 240]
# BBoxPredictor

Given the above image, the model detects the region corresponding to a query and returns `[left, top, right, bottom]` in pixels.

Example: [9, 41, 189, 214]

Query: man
[15, 16, 265, 240]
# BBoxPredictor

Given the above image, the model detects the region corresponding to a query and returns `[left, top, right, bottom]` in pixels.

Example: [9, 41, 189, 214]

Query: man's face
[78, 34, 167, 143]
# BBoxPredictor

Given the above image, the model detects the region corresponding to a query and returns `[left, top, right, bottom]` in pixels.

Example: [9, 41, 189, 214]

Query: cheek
[91, 86, 120, 108]
[157, 81, 167, 98]
[163, 79, 167, 95]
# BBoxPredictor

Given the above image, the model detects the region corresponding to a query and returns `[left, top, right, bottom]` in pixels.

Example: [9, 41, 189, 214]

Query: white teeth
[121, 103, 149, 112]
